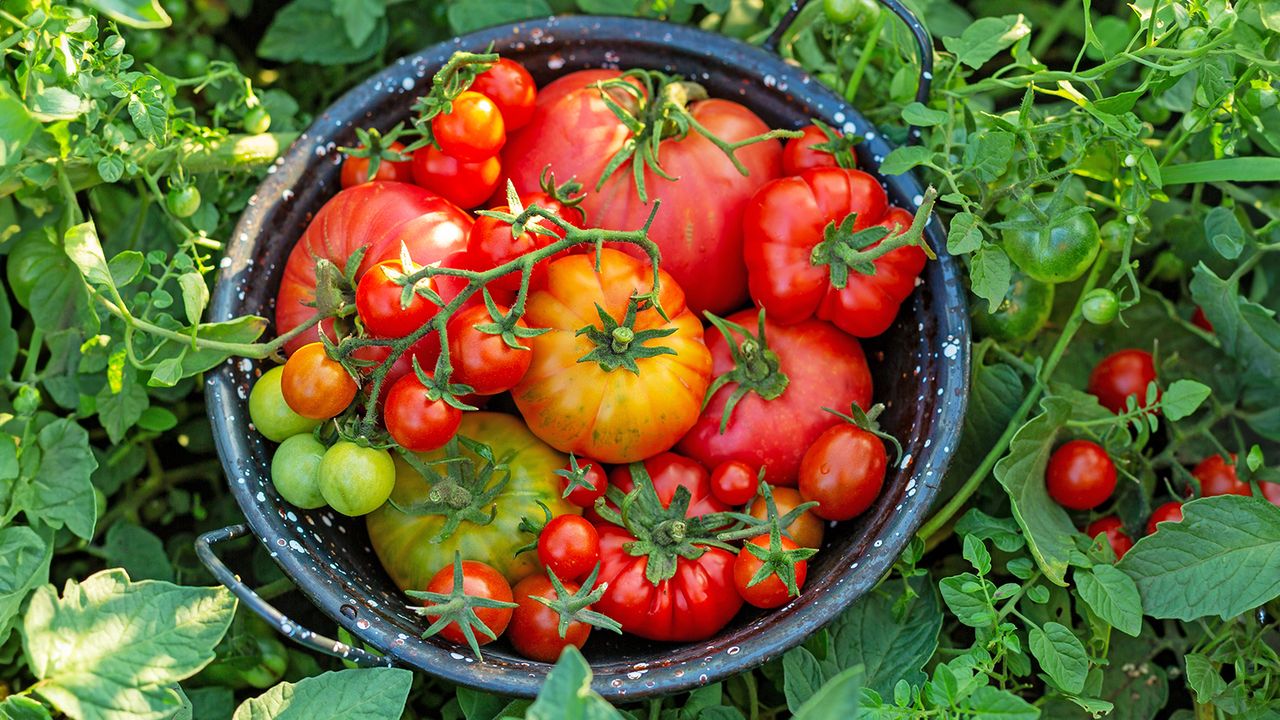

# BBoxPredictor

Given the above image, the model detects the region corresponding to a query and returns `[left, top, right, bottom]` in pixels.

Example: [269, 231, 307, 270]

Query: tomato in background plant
[1087, 349, 1158, 414]
[798, 423, 886, 521]
[433, 91, 505, 162]
[411, 145, 502, 209]
[537, 515, 599, 582]
[270, 434, 328, 509]
[383, 373, 462, 452]
[972, 270, 1054, 342]
[1146, 501, 1184, 535]
[749, 487, 824, 549]
[421, 561, 514, 646]
[733, 535, 808, 609]
[710, 461, 760, 506]
[356, 260, 438, 339]
[318, 441, 395, 516]
[243, 105, 271, 134]
[512, 249, 712, 463]
[1046, 440, 1116, 511]
[1085, 516, 1133, 559]
[1081, 288, 1119, 325]
[280, 342, 357, 420]
[249, 366, 320, 442]
[446, 304, 534, 396]
[561, 457, 609, 510]
[1192, 306, 1214, 333]
[340, 141, 413, 188]
[1192, 454, 1253, 497]
[608, 453, 730, 519]
[470, 58, 537, 131]
[782, 124, 841, 175]
[166, 184, 201, 218]
[1001, 193, 1101, 283]
[508, 575, 592, 662]
[678, 311, 872, 486]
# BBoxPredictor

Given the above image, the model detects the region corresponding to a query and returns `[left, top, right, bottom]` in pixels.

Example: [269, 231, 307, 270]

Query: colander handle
[196, 524, 394, 668]
[761, 0, 934, 145]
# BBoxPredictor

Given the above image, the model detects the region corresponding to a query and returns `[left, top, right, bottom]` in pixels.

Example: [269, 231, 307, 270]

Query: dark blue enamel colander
[197, 0, 969, 700]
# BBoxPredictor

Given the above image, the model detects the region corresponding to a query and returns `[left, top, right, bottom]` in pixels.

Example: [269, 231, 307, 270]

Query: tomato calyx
[339, 125, 411, 183]
[806, 118, 861, 169]
[823, 402, 903, 464]
[556, 454, 603, 501]
[532, 565, 623, 638]
[405, 553, 517, 659]
[405, 51, 500, 152]
[576, 295, 677, 374]
[537, 167, 586, 211]
[734, 485, 816, 598]
[389, 435, 511, 541]
[809, 187, 938, 290]
[702, 310, 789, 432]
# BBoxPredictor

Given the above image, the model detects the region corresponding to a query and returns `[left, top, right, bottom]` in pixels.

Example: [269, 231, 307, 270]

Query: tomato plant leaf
[0, 525, 52, 644]
[782, 646, 828, 713]
[14, 419, 98, 540]
[1159, 379, 1210, 421]
[0, 84, 39, 179]
[969, 244, 1012, 313]
[939, 573, 996, 627]
[791, 665, 863, 720]
[525, 647, 622, 720]
[258, 0, 389, 65]
[103, 523, 174, 583]
[0, 695, 52, 720]
[963, 686, 1038, 719]
[333, 0, 384, 47]
[827, 576, 941, 696]
[232, 668, 411, 720]
[878, 145, 933, 176]
[1183, 654, 1226, 704]
[446, 0, 552, 34]
[942, 15, 1031, 69]
[1028, 621, 1088, 693]
[946, 212, 984, 255]
[901, 102, 948, 127]
[963, 131, 1015, 182]
[1074, 564, 1142, 637]
[1190, 264, 1280, 390]
[81, 0, 171, 28]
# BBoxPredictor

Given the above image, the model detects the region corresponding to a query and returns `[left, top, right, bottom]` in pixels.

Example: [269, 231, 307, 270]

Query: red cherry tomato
[351, 337, 441, 404]
[710, 461, 760, 506]
[383, 373, 462, 452]
[1046, 440, 1117, 511]
[432, 91, 505, 162]
[411, 145, 502, 209]
[1193, 453, 1249, 497]
[1263, 482, 1280, 507]
[1146, 501, 1184, 535]
[1192, 306, 1214, 333]
[355, 260, 439, 339]
[733, 535, 808, 609]
[1085, 515, 1133, 559]
[423, 561, 513, 646]
[466, 196, 582, 294]
[445, 303, 534, 396]
[340, 141, 413, 187]
[280, 342, 358, 420]
[1087, 349, 1158, 414]
[537, 515, 599, 583]
[508, 574, 592, 662]
[470, 58, 538, 131]
[782, 124, 842, 176]
[798, 424, 887, 521]
[561, 457, 608, 510]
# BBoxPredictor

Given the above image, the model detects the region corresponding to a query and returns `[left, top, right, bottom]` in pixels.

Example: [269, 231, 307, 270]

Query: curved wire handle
[761, 0, 935, 145]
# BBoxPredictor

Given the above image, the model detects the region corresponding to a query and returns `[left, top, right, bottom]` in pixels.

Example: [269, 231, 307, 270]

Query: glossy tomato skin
[411, 146, 501, 209]
[280, 343, 357, 420]
[733, 535, 808, 609]
[782, 125, 840, 175]
[367, 413, 580, 588]
[1088, 349, 1158, 414]
[1085, 516, 1133, 559]
[537, 515, 599, 582]
[466, 196, 582, 295]
[508, 575, 591, 662]
[710, 461, 760, 506]
[562, 457, 608, 509]
[607, 453, 731, 518]
[355, 260, 438, 339]
[446, 304, 534, 395]
[1046, 440, 1117, 511]
[276, 183, 472, 354]
[749, 487, 824, 549]
[470, 58, 537, 131]
[798, 424, 887, 521]
[350, 337, 441, 405]
[678, 311, 872, 486]
[249, 366, 321, 442]
[1192, 454, 1249, 497]
[1002, 194, 1101, 283]
[1146, 501, 1184, 535]
[512, 249, 712, 463]
[423, 561, 513, 646]
[317, 442, 395, 516]
[340, 142, 413, 187]
[502, 70, 782, 315]
[433, 91, 505, 162]
[383, 374, 462, 452]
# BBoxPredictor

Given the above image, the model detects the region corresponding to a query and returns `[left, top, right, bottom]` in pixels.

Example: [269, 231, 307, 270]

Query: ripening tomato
[798, 423, 887, 521]
[1085, 516, 1133, 559]
[710, 461, 760, 506]
[1193, 454, 1249, 497]
[782, 124, 842, 175]
[433, 91, 505, 162]
[743, 168, 926, 338]
[1087, 349, 1158, 414]
[508, 574, 593, 662]
[733, 535, 808, 609]
[470, 58, 537, 131]
[512, 249, 712, 463]
[422, 561, 514, 646]
[561, 457, 609, 509]
[383, 373, 462, 452]
[249, 366, 321, 442]
[1046, 440, 1116, 511]
[355, 260, 439, 339]
[537, 515, 599, 582]
[340, 141, 413, 187]
[607, 453, 731, 519]
[445, 304, 534, 395]
[280, 342, 358, 420]
[502, 69, 782, 315]
[749, 487, 824, 549]
[411, 145, 502, 209]
[276, 183, 472, 354]
[1146, 501, 1184, 535]
[317, 441, 395, 516]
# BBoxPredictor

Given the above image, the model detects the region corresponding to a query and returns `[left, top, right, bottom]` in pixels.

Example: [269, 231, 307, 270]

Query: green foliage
[230, 668, 412, 719]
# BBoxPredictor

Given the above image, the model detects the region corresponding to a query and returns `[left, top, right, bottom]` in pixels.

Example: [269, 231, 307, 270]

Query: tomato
[733, 535, 808, 609]
[798, 423, 886, 521]
[167, 185, 201, 218]
[1192, 306, 1214, 333]
[502, 69, 783, 315]
[318, 441, 395, 516]
[1146, 501, 1184, 535]
[508, 575, 591, 662]
[445, 304, 534, 395]
[1085, 515, 1133, 560]
[355, 259, 439, 339]
[470, 58, 537, 131]
[351, 337, 441, 405]
[1192, 454, 1248, 497]
[466, 196, 582, 295]
[249, 366, 321, 442]
[1263, 482, 1280, 508]
[607, 453, 731, 518]
[410, 146, 501, 210]
[710, 461, 760, 506]
[367, 412, 581, 588]
[340, 141, 413, 188]
[782, 124, 840, 176]
[270, 434, 327, 509]
[1001, 194, 1101, 283]
[823, 0, 879, 27]
[276, 183, 472, 354]
[743, 168, 926, 337]
[1081, 288, 1119, 325]
[512, 249, 712, 463]
[280, 342, 358, 420]
[1087, 349, 1158, 414]
[972, 270, 1055, 342]
[383, 373, 462, 452]
[1046, 440, 1116, 511]
[678, 311, 872, 486]
[433, 91, 505, 162]
[749, 487, 824, 549]
[243, 106, 271, 134]
[561, 457, 609, 509]
[537, 515, 599, 582]
[422, 561, 514, 646]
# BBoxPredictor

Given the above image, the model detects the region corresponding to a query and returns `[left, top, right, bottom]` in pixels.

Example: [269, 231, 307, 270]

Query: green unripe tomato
[249, 366, 320, 442]
[1099, 219, 1129, 253]
[243, 106, 272, 134]
[167, 185, 201, 218]
[1176, 26, 1208, 51]
[972, 271, 1055, 343]
[318, 441, 395, 516]
[1081, 289, 1120, 325]
[824, 0, 879, 28]
[181, 50, 209, 76]
[1001, 195, 1101, 284]
[271, 434, 328, 509]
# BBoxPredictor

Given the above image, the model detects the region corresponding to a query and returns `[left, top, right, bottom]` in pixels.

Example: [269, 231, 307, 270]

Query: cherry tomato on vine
[249, 366, 321, 442]
[466, 198, 581, 295]
[383, 373, 462, 452]
[243, 106, 272, 134]
[798, 424, 887, 521]
[167, 185, 201, 218]
[782, 125, 841, 176]
[433, 91, 505, 162]
[423, 561, 514, 646]
[710, 461, 760, 506]
[350, 337, 440, 405]
[972, 271, 1054, 343]
[446, 303, 534, 395]
[748, 487, 824, 549]
[536, 515, 599, 583]
[1146, 501, 1184, 535]
[1001, 194, 1101, 283]
[1087, 349, 1158, 414]
[561, 457, 608, 509]
[470, 58, 538, 131]
[271, 434, 327, 509]
[280, 342, 358, 420]
[356, 260, 438, 339]
[1081, 288, 1119, 325]
[411, 145, 501, 210]
[340, 141, 413, 188]
[318, 441, 395, 516]
[1193, 454, 1249, 497]
[508, 575, 592, 662]
[1046, 440, 1116, 511]
[733, 535, 808, 609]
[1085, 516, 1133, 560]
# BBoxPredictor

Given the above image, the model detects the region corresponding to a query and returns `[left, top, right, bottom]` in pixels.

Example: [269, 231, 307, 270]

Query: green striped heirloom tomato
[1000, 194, 1101, 284]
